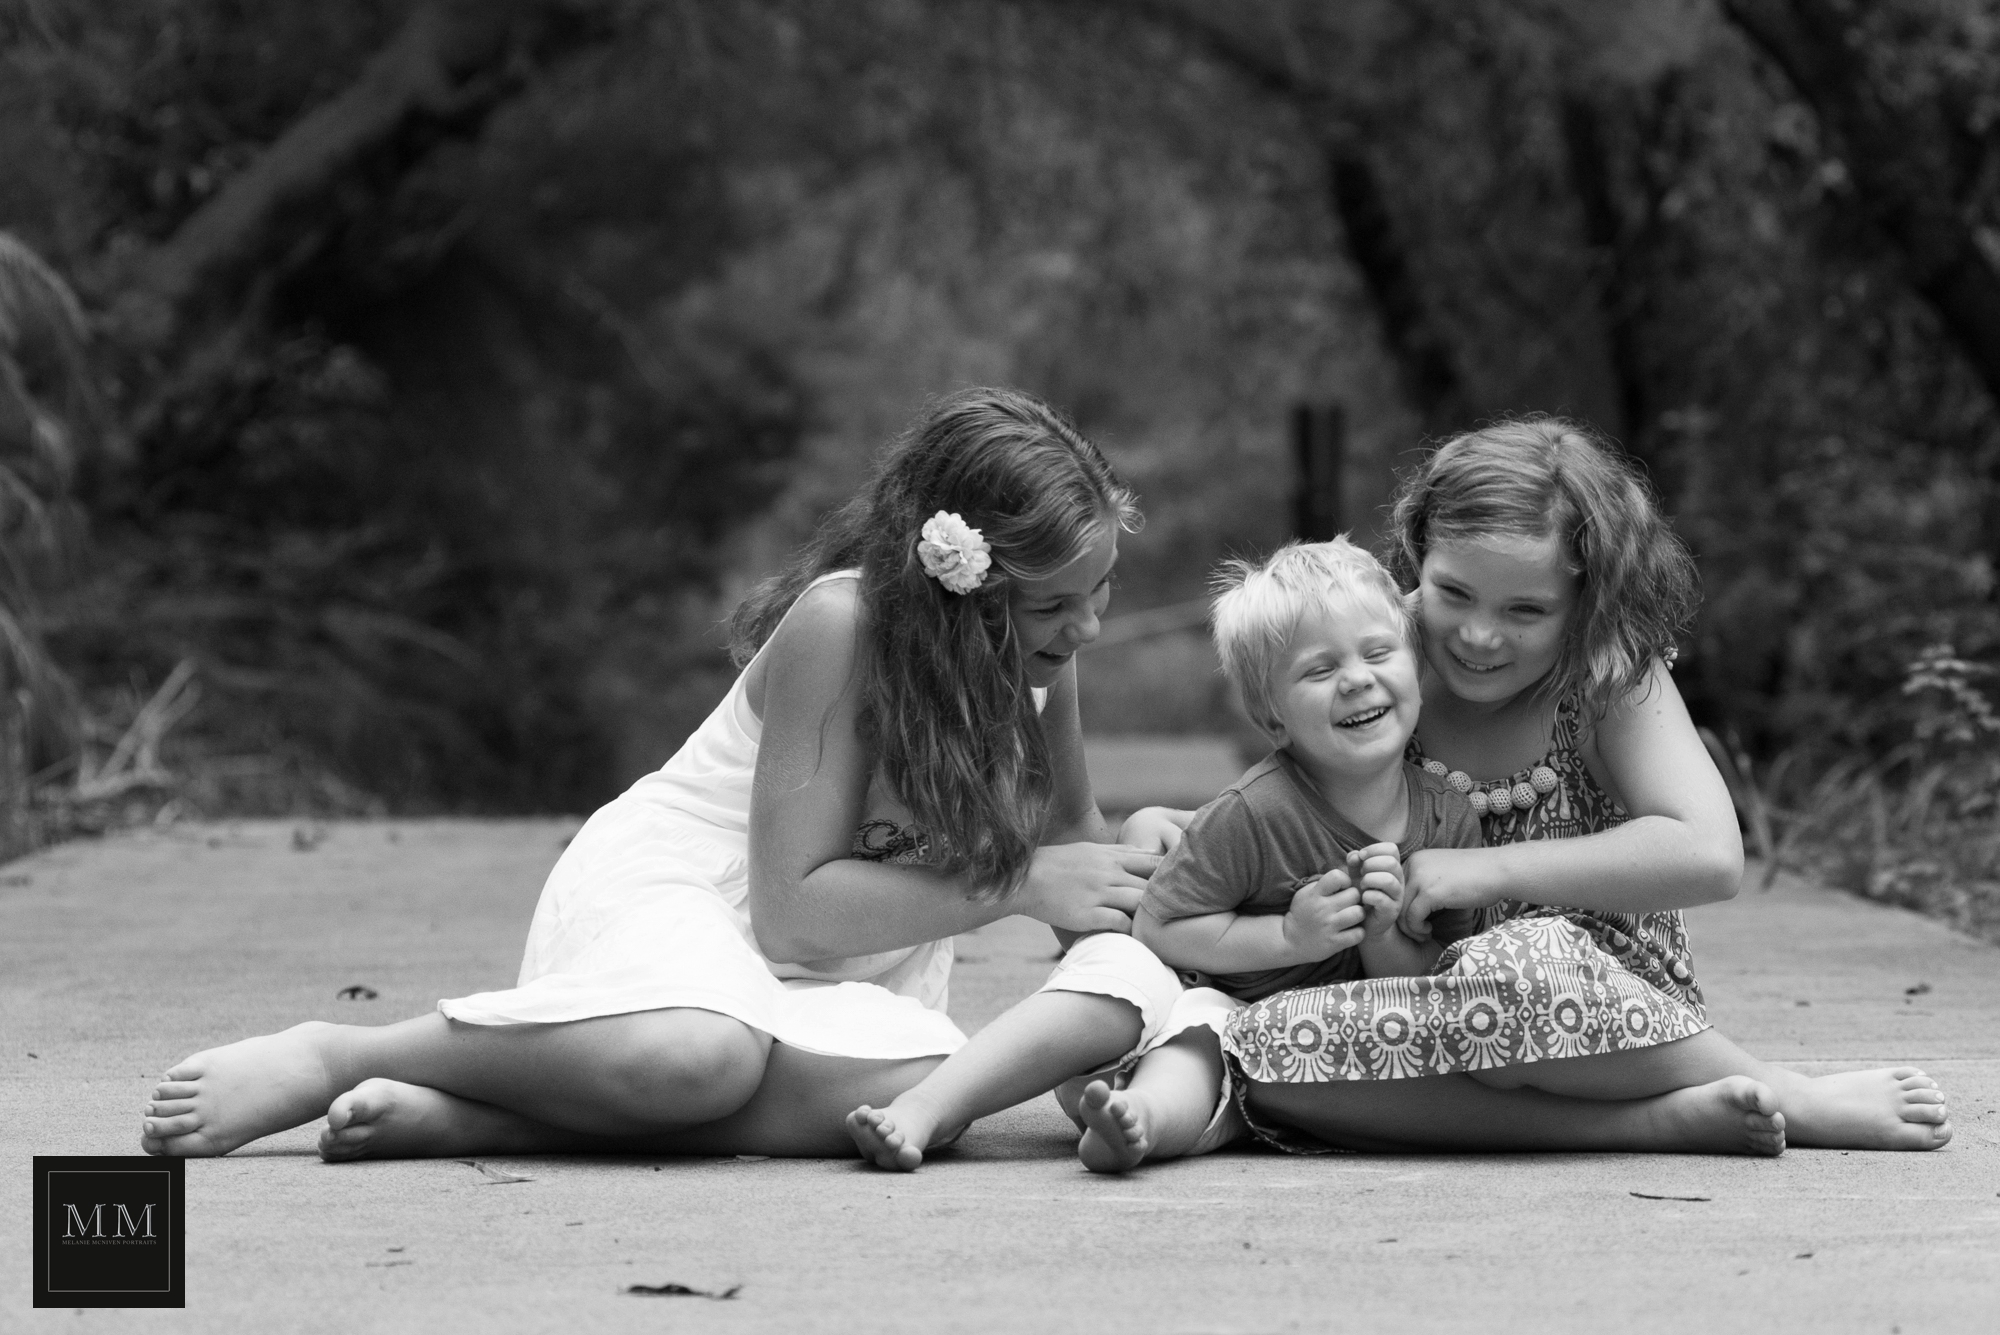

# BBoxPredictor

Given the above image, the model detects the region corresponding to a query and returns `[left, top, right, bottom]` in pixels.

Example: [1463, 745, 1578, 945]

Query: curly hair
[1385, 416, 1697, 722]
[728, 387, 1139, 897]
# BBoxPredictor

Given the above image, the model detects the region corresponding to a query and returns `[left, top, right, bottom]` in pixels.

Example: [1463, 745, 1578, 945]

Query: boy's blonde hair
[1211, 538, 1414, 733]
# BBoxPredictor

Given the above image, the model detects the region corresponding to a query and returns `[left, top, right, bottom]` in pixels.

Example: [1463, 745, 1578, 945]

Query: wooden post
[1291, 402, 1346, 541]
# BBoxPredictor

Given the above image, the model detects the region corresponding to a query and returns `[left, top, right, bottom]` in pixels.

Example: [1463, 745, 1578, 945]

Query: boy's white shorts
[1036, 931, 1247, 1156]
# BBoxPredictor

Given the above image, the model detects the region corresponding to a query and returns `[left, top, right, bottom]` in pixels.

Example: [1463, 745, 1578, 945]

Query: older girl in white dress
[139, 387, 1180, 1160]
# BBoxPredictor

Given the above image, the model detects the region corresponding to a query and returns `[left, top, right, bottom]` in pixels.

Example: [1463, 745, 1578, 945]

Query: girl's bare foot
[140, 1023, 343, 1157]
[1076, 1080, 1152, 1174]
[1782, 1067, 1952, 1150]
[1650, 1076, 1786, 1156]
[320, 1079, 550, 1162]
[845, 1094, 959, 1171]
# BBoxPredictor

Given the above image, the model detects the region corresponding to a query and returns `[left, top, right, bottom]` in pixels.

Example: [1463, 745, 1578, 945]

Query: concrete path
[3, 818, 1996, 1333]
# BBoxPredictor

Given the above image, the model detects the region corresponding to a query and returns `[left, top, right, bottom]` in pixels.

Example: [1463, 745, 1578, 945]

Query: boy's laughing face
[1264, 597, 1421, 789]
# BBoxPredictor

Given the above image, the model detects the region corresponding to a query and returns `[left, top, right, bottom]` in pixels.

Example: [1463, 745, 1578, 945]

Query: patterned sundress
[1222, 694, 1711, 1152]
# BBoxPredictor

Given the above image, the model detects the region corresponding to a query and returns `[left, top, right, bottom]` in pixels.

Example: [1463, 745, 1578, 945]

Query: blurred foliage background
[0, 0, 1996, 938]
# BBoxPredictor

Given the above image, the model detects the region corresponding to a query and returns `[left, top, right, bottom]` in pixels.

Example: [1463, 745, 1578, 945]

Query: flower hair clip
[916, 510, 993, 595]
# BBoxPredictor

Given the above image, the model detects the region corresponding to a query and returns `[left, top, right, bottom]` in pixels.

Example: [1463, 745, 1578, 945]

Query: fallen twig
[457, 1159, 532, 1184]
[74, 659, 199, 802]
[623, 1282, 741, 1299]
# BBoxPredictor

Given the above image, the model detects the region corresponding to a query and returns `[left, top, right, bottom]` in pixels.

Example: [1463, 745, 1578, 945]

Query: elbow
[750, 920, 811, 964]
[1696, 841, 1745, 904]
[747, 897, 816, 964]
[1132, 903, 1167, 951]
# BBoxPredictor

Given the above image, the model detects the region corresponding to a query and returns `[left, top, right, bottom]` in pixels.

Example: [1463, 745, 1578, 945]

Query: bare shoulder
[1594, 657, 1693, 738]
[1586, 657, 1728, 816]
[745, 575, 865, 720]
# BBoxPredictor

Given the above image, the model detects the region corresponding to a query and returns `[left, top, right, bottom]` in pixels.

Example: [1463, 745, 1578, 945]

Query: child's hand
[1398, 847, 1507, 941]
[1117, 806, 1195, 855]
[1018, 842, 1158, 935]
[1347, 842, 1405, 940]
[1282, 867, 1364, 962]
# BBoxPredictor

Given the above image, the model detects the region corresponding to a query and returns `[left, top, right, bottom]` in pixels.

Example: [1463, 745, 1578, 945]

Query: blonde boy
[1136, 539, 1480, 995]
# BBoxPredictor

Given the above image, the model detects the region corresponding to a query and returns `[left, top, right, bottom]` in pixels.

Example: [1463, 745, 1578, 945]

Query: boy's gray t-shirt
[1141, 752, 1483, 1002]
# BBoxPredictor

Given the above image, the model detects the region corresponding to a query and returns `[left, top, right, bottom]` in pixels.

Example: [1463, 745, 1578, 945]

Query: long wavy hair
[1385, 416, 1697, 722]
[729, 387, 1139, 897]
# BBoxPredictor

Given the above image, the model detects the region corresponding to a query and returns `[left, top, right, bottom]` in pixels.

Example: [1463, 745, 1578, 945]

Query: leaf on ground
[458, 1159, 533, 1184]
[336, 985, 378, 1000]
[623, 1282, 741, 1299]
[1629, 1191, 1710, 1202]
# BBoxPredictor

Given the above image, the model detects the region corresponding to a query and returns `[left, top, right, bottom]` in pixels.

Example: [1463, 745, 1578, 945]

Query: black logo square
[33, 1156, 185, 1308]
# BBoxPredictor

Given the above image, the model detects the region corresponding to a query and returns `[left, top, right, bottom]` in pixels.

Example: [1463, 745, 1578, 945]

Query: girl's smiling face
[1418, 533, 1578, 706]
[1008, 523, 1116, 688]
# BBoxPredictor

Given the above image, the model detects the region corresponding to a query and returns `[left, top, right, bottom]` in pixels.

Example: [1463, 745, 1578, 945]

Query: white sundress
[439, 572, 978, 1060]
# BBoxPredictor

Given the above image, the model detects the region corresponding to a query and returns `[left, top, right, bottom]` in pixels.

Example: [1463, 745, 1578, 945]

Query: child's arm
[1037, 682, 1197, 857]
[1136, 869, 1364, 975]
[1351, 843, 1442, 977]
[749, 591, 1153, 961]
[1401, 661, 1744, 937]
[1118, 806, 1197, 856]
[1038, 664, 1112, 846]
[1035, 669, 1179, 952]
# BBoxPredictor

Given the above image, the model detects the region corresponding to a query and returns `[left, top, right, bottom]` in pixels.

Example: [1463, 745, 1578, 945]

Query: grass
[1758, 749, 2000, 948]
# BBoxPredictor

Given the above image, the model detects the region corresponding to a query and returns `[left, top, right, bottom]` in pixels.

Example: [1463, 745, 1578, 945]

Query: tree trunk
[110, 0, 605, 351]
[1723, 0, 2000, 406]
[1106, 0, 1470, 432]
[1559, 94, 1644, 448]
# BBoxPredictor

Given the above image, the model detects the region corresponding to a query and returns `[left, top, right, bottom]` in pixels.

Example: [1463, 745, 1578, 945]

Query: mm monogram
[33, 1156, 185, 1308]
[63, 1202, 158, 1239]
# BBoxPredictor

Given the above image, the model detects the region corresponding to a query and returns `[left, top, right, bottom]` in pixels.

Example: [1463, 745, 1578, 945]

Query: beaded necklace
[1410, 690, 1561, 817]
[1416, 756, 1559, 817]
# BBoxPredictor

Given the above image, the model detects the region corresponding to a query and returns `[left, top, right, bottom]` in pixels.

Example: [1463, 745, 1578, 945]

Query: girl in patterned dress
[1226, 417, 1952, 1154]
[138, 387, 1185, 1161]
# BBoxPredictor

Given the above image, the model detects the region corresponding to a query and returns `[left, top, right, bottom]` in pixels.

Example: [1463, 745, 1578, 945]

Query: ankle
[297, 1021, 358, 1093]
[888, 1087, 956, 1144]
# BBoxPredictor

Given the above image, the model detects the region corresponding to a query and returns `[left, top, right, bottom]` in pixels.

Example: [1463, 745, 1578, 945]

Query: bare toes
[144, 1112, 202, 1137]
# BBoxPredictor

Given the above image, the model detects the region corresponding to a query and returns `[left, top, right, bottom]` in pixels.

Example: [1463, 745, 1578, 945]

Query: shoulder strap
[1549, 693, 1584, 751]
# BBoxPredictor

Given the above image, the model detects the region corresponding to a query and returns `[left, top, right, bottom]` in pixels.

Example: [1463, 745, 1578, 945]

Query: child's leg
[1466, 1029, 1951, 1150]
[1071, 1025, 1229, 1174]
[847, 991, 1143, 1170]
[847, 931, 1180, 1171]
[320, 1044, 948, 1160]
[1250, 1070, 1788, 1155]
[142, 1007, 777, 1157]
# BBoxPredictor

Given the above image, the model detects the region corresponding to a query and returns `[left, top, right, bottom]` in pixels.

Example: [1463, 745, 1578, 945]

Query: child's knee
[594, 1010, 769, 1126]
[1041, 932, 1182, 1048]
